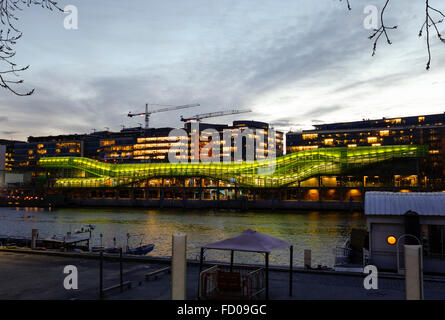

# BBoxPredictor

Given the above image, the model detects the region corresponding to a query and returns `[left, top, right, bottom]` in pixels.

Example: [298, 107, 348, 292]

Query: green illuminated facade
[38, 145, 427, 188]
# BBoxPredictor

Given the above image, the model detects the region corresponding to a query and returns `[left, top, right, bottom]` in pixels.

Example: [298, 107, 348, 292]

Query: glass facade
[38, 145, 427, 188]
[287, 112, 445, 188]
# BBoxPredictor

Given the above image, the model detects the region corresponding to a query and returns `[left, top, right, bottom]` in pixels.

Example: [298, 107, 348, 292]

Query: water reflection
[0, 207, 365, 266]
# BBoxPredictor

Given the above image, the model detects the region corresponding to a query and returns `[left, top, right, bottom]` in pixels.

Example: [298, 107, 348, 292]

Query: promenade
[1, 251, 445, 300]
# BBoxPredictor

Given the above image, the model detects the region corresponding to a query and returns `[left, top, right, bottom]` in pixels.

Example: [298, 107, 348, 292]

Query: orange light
[387, 235, 397, 245]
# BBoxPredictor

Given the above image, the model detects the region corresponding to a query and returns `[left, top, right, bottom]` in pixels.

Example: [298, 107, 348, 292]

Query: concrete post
[404, 245, 424, 300]
[31, 229, 38, 249]
[172, 234, 187, 300]
[304, 249, 311, 269]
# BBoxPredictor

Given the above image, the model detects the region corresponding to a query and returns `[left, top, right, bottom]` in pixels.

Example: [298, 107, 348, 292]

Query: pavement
[1, 251, 445, 300]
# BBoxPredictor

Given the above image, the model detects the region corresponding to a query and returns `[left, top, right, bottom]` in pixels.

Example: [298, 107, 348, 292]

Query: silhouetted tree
[0, 0, 62, 96]
[343, 0, 445, 70]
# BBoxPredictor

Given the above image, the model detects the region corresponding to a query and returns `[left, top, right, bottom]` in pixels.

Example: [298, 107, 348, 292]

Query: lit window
[289, 146, 318, 152]
[302, 133, 318, 140]
[367, 137, 378, 143]
[379, 130, 389, 136]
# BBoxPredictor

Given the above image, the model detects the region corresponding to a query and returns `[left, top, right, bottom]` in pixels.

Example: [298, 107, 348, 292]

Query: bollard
[171, 234, 187, 300]
[99, 250, 104, 299]
[304, 249, 311, 269]
[404, 245, 424, 300]
[120, 248, 123, 293]
[31, 229, 38, 249]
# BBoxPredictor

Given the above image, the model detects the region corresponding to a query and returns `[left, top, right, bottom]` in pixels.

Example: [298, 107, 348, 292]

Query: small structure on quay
[198, 229, 293, 300]
[365, 192, 445, 274]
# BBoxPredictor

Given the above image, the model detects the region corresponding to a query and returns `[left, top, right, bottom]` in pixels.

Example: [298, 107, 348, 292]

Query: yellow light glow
[302, 133, 318, 140]
[387, 235, 397, 245]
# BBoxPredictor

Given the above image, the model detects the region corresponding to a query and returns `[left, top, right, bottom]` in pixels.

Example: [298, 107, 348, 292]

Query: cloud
[0, 0, 444, 140]
[1, 131, 17, 135]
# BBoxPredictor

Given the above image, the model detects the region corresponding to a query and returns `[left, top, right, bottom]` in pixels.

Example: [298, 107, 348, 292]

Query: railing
[199, 265, 218, 299]
[363, 248, 370, 266]
[334, 246, 352, 266]
[243, 268, 266, 299]
[199, 265, 266, 300]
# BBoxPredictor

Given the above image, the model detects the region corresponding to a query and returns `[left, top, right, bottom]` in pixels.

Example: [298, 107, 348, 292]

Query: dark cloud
[301, 105, 348, 119]
[0, 1, 443, 140]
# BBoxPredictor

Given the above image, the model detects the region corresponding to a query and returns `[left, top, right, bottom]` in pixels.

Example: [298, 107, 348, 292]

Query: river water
[0, 207, 365, 267]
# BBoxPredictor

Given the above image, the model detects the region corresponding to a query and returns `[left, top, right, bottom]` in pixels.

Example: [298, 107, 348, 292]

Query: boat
[104, 247, 121, 254]
[126, 243, 154, 255]
[125, 233, 155, 256]
[104, 237, 121, 254]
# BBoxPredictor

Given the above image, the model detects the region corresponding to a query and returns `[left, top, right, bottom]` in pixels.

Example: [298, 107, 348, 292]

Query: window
[302, 133, 318, 140]
[422, 225, 445, 258]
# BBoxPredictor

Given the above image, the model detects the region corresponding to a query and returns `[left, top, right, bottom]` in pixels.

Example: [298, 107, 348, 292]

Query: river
[0, 207, 366, 267]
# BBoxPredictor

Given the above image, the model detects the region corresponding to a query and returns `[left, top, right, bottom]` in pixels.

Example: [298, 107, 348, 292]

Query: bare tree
[343, 0, 445, 70]
[0, 0, 62, 96]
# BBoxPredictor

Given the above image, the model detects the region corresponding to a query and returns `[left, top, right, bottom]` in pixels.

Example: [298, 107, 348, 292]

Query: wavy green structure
[38, 145, 427, 188]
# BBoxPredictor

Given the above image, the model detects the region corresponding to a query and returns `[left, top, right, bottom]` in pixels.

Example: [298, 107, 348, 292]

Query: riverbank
[1, 198, 363, 211]
[0, 207, 365, 267]
[1, 250, 445, 300]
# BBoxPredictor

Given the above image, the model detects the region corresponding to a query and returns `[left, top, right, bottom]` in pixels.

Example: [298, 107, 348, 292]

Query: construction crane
[180, 109, 252, 122]
[128, 103, 200, 129]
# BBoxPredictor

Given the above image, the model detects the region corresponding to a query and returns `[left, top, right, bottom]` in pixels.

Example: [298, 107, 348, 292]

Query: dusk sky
[0, 0, 444, 140]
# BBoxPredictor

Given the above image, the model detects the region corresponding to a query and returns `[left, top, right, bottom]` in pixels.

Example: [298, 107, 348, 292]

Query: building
[184, 120, 283, 162]
[133, 127, 177, 162]
[0, 142, 32, 188]
[2, 120, 283, 188]
[39, 145, 424, 190]
[287, 112, 445, 189]
[365, 192, 445, 274]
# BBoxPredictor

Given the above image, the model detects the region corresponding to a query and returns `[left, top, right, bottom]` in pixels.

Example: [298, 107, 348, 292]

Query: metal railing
[199, 265, 266, 300]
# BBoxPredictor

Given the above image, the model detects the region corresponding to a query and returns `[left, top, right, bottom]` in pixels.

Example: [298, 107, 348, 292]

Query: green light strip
[38, 145, 427, 188]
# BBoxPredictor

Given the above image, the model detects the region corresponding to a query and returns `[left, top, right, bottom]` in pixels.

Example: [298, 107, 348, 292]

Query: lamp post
[395, 234, 421, 275]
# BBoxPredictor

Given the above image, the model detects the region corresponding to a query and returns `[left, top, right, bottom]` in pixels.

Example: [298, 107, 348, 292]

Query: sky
[0, 0, 444, 140]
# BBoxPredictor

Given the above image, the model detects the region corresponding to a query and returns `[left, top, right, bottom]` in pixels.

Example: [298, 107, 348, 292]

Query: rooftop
[365, 191, 445, 216]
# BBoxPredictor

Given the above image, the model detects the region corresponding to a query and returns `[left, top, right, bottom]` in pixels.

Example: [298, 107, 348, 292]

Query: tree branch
[0, 0, 62, 96]
[343, 0, 445, 70]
